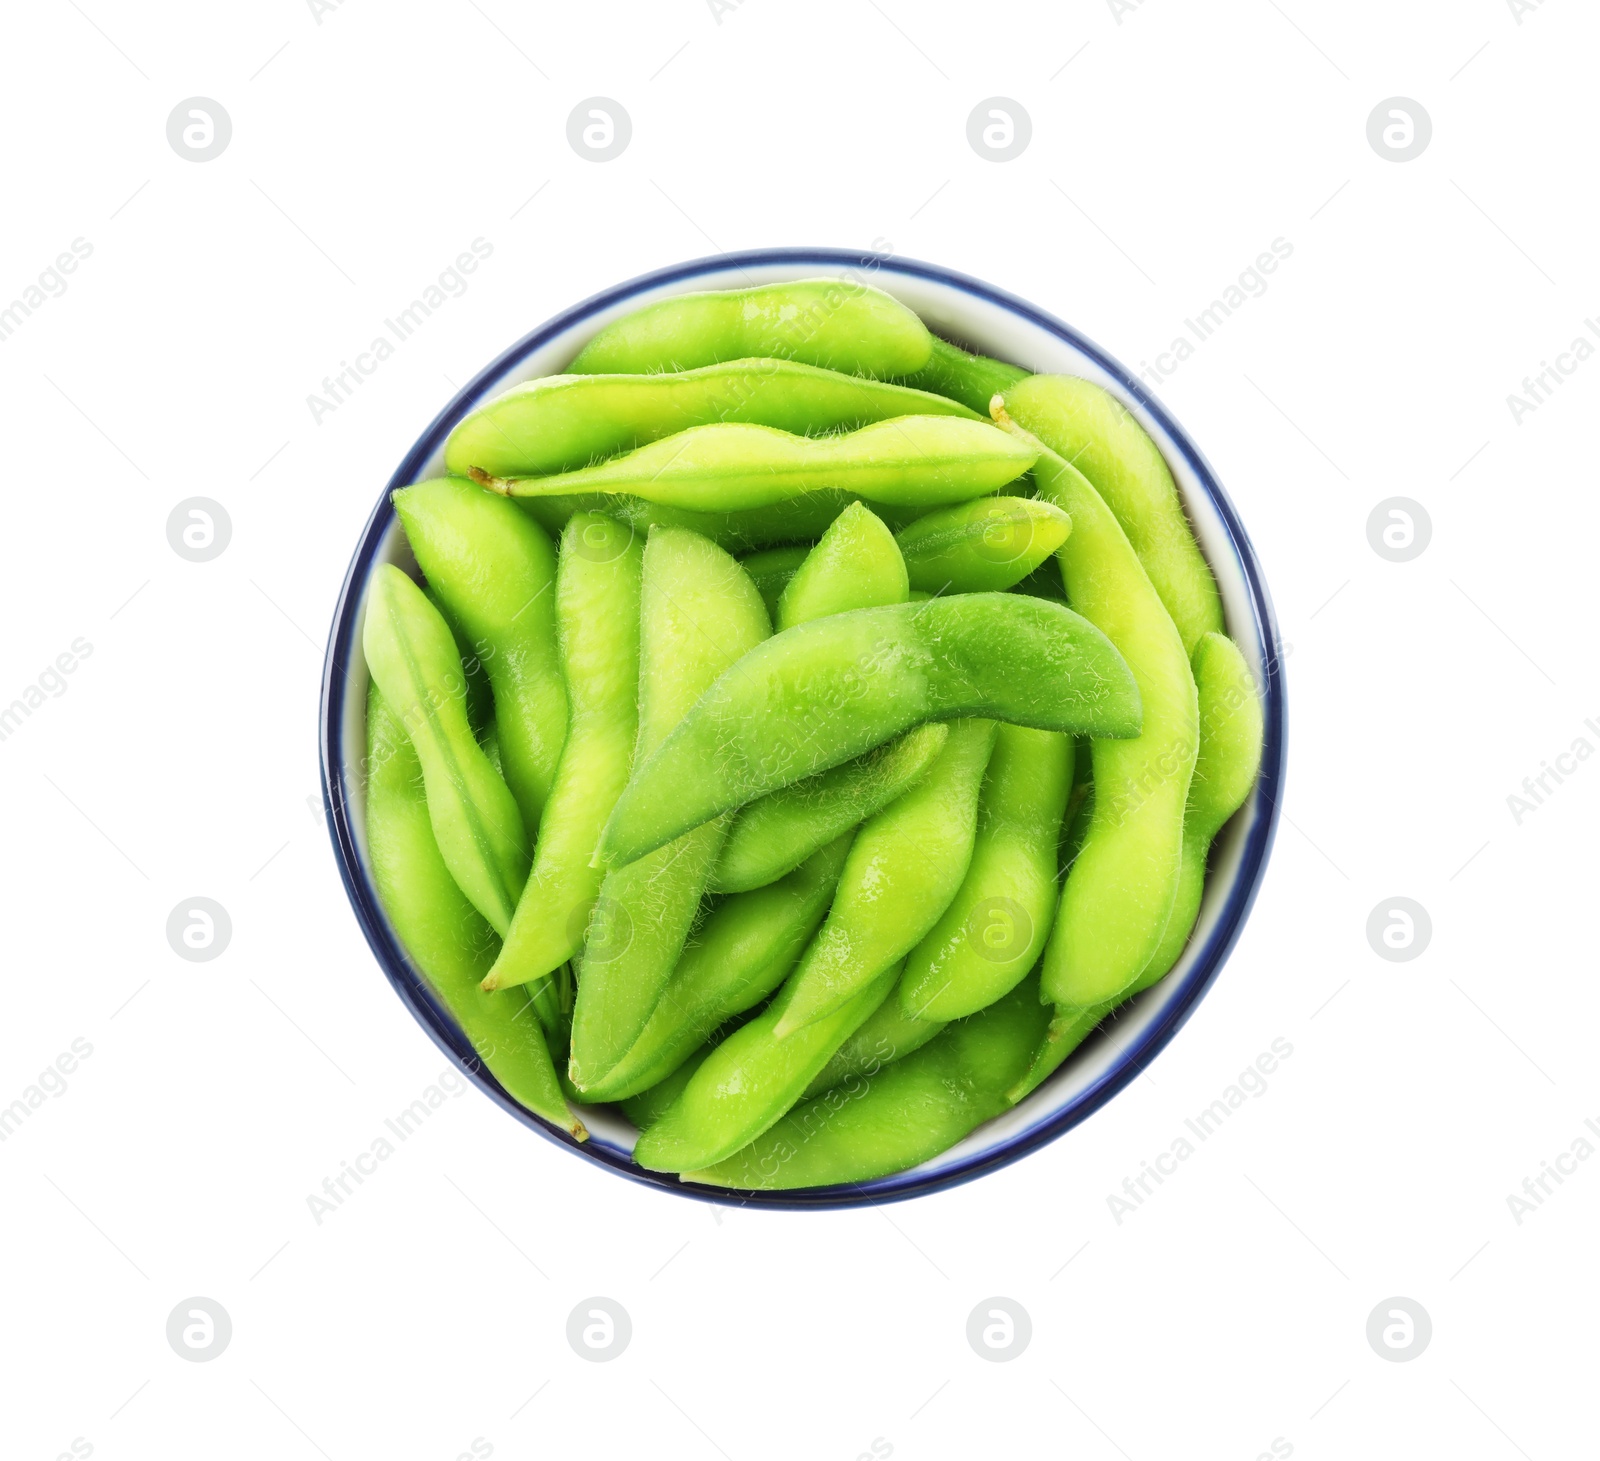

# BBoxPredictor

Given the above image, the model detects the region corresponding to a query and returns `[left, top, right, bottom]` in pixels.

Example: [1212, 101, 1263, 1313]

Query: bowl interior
[323, 249, 1284, 1206]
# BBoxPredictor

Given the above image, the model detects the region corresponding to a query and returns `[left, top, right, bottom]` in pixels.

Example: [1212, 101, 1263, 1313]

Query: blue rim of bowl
[320, 246, 1287, 1210]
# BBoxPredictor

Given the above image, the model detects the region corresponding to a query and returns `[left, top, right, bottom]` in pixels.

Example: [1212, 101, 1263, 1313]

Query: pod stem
[466, 466, 513, 496]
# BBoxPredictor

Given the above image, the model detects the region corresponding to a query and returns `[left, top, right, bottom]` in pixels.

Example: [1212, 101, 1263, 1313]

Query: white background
[1, 1, 1595, 1457]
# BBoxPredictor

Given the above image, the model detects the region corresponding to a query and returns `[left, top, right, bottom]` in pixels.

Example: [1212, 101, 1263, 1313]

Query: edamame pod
[481, 514, 644, 990]
[568, 529, 771, 1088]
[527, 959, 569, 1039]
[424, 585, 493, 737]
[712, 508, 936, 893]
[362, 565, 530, 935]
[993, 405, 1198, 1011]
[710, 723, 948, 894]
[583, 835, 852, 1103]
[599, 594, 1141, 868]
[773, 717, 998, 1036]
[740, 544, 811, 619]
[776, 501, 908, 629]
[596, 508, 920, 1096]
[1127, 632, 1264, 994]
[487, 417, 1037, 514]
[896, 336, 1030, 415]
[618, 1041, 717, 1130]
[895, 496, 1071, 595]
[632, 962, 900, 1173]
[1005, 375, 1223, 653]
[800, 981, 945, 1101]
[901, 724, 1073, 1022]
[445, 358, 978, 478]
[1004, 1003, 1110, 1106]
[515, 490, 934, 555]
[684, 975, 1050, 1190]
[634, 529, 772, 768]
[394, 478, 567, 833]
[365, 686, 582, 1137]
[568, 279, 934, 378]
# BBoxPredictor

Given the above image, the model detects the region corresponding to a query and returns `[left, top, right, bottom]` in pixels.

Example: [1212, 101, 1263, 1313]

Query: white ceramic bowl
[320, 248, 1287, 1207]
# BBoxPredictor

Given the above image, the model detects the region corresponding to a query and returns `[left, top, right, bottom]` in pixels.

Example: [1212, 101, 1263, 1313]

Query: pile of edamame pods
[361, 276, 1264, 1191]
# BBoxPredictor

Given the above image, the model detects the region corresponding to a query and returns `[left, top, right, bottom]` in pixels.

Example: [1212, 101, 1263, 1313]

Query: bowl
[320, 247, 1287, 1208]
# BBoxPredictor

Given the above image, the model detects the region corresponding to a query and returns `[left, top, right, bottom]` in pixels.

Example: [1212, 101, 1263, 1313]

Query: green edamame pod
[1005, 375, 1223, 653]
[685, 975, 1050, 1190]
[481, 514, 644, 991]
[599, 594, 1141, 869]
[568, 279, 934, 378]
[800, 980, 945, 1101]
[618, 1041, 717, 1130]
[527, 959, 568, 1038]
[776, 501, 908, 629]
[362, 565, 530, 935]
[394, 478, 567, 833]
[583, 835, 852, 1103]
[365, 686, 582, 1137]
[556, 1060, 595, 1117]
[709, 502, 919, 889]
[710, 504, 924, 893]
[568, 529, 771, 1089]
[740, 544, 811, 619]
[901, 724, 1073, 1022]
[595, 508, 915, 1088]
[633, 529, 772, 762]
[895, 496, 1071, 595]
[487, 416, 1037, 514]
[896, 335, 1030, 415]
[710, 723, 948, 895]
[632, 962, 900, 1174]
[994, 404, 1198, 1011]
[1127, 632, 1264, 994]
[515, 490, 932, 556]
[1004, 1002, 1110, 1107]
[445, 358, 978, 478]
[773, 718, 998, 1036]
[424, 585, 493, 737]
[597, 511, 920, 1098]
